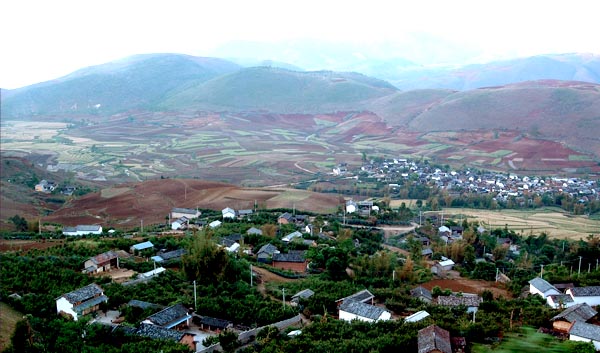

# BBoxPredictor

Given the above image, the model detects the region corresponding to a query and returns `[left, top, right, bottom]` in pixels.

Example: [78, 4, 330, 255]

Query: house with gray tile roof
[56, 283, 108, 321]
[256, 243, 279, 263]
[336, 289, 375, 305]
[291, 289, 315, 303]
[569, 321, 600, 350]
[436, 295, 482, 313]
[338, 300, 391, 323]
[552, 303, 597, 323]
[418, 324, 452, 353]
[143, 303, 192, 329]
[529, 277, 561, 298]
[411, 286, 433, 303]
[566, 286, 600, 306]
[136, 323, 196, 351]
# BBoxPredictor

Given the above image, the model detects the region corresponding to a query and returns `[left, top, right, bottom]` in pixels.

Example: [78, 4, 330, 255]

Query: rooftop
[436, 295, 482, 308]
[411, 286, 433, 301]
[418, 325, 452, 353]
[131, 241, 154, 251]
[339, 300, 388, 321]
[273, 251, 306, 263]
[292, 289, 315, 300]
[88, 250, 118, 265]
[257, 243, 278, 256]
[405, 310, 431, 323]
[146, 303, 191, 328]
[569, 321, 600, 340]
[570, 286, 600, 297]
[529, 277, 559, 294]
[136, 323, 186, 342]
[552, 303, 597, 323]
[199, 316, 232, 329]
[62, 283, 104, 304]
[338, 289, 375, 303]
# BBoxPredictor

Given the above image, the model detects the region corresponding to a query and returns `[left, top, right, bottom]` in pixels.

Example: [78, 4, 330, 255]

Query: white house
[63, 225, 103, 236]
[209, 220, 222, 228]
[222, 207, 236, 219]
[282, 231, 303, 243]
[171, 208, 201, 220]
[566, 286, 600, 306]
[346, 200, 357, 214]
[569, 321, 600, 350]
[529, 277, 561, 299]
[404, 310, 430, 323]
[56, 283, 108, 321]
[338, 300, 391, 323]
[171, 216, 189, 230]
[546, 294, 575, 309]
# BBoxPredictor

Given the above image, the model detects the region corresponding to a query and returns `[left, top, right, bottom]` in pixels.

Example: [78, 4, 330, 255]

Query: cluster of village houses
[54, 206, 600, 352]
[336, 158, 599, 205]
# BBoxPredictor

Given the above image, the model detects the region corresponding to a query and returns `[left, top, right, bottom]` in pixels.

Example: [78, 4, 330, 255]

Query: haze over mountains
[1, 52, 600, 157]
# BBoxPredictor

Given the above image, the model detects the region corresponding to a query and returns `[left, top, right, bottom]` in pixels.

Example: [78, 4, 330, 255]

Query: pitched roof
[145, 304, 190, 327]
[529, 277, 559, 293]
[257, 243, 278, 256]
[337, 289, 375, 303]
[278, 212, 293, 221]
[88, 250, 118, 265]
[247, 227, 263, 235]
[569, 321, 600, 341]
[136, 323, 186, 342]
[436, 295, 482, 308]
[547, 294, 574, 305]
[62, 283, 104, 304]
[273, 251, 306, 263]
[199, 316, 232, 329]
[552, 303, 597, 323]
[411, 286, 433, 301]
[127, 299, 163, 310]
[405, 310, 431, 323]
[569, 286, 600, 297]
[171, 207, 198, 215]
[131, 241, 154, 251]
[77, 225, 102, 232]
[282, 231, 303, 242]
[339, 300, 389, 321]
[418, 325, 452, 353]
[292, 289, 315, 300]
[157, 248, 186, 261]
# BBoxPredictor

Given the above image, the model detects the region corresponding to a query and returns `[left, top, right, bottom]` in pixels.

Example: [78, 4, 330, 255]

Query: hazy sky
[1, 0, 599, 89]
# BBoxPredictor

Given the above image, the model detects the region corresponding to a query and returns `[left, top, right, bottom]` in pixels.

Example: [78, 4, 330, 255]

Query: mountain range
[1, 53, 599, 157]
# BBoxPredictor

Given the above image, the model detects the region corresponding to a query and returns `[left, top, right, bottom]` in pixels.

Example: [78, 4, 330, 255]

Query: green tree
[182, 232, 230, 283]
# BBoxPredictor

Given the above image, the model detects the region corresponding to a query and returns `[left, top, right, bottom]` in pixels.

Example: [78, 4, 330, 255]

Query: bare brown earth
[0, 239, 66, 252]
[421, 276, 512, 299]
[42, 179, 343, 228]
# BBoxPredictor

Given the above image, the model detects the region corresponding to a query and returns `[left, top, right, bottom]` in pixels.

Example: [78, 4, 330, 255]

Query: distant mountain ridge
[1, 53, 599, 157]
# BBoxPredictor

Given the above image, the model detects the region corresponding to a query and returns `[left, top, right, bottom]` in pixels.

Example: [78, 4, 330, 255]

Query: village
[3, 201, 591, 353]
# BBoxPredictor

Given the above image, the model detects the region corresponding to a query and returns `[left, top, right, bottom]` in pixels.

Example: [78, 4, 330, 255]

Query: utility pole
[250, 264, 253, 287]
[193, 280, 197, 311]
[282, 288, 286, 308]
[589, 263, 591, 273]
[578, 256, 583, 275]
[38, 219, 41, 235]
[419, 210, 422, 227]
[393, 270, 396, 281]
[496, 268, 499, 282]
[540, 264, 544, 278]
[141, 219, 144, 234]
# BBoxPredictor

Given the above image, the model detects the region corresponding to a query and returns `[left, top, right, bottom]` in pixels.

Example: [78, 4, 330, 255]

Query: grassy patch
[0, 302, 23, 351]
[568, 155, 593, 161]
[472, 326, 583, 353]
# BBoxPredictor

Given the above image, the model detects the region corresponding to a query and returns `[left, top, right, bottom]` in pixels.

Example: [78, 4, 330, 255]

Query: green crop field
[472, 326, 589, 353]
[0, 302, 22, 351]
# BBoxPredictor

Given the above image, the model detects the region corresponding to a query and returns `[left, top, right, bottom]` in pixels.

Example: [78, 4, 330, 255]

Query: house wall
[257, 254, 272, 263]
[566, 291, 600, 306]
[552, 321, 573, 333]
[570, 334, 600, 350]
[179, 334, 196, 351]
[272, 261, 306, 272]
[339, 310, 374, 323]
[277, 218, 290, 225]
[172, 211, 199, 219]
[56, 297, 78, 320]
[530, 284, 560, 298]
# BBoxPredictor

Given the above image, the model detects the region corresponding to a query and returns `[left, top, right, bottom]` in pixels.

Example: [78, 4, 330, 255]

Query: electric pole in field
[193, 280, 197, 311]
[250, 264, 253, 287]
[282, 288, 286, 308]
[578, 256, 583, 275]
